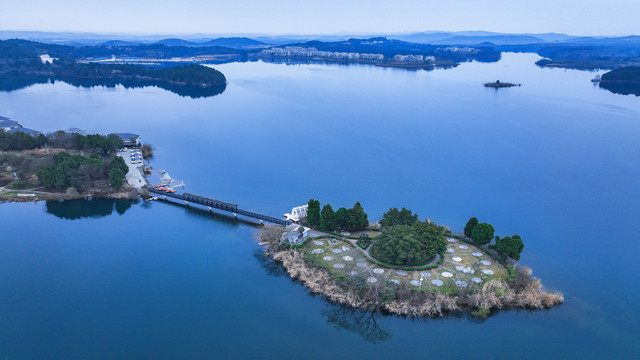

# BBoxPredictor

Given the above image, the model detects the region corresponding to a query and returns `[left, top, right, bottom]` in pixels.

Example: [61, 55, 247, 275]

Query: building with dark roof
[0, 117, 21, 131]
[115, 133, 141, 147]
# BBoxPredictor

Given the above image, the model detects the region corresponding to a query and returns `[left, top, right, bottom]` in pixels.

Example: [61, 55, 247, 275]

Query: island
[262, 200, 563, 318]
[0, 40, 227, 98]
[484, 80, 521, 88]
[598, 66, 640, 96]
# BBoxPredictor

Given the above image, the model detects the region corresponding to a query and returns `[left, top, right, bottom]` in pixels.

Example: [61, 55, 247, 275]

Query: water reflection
[45, 198, 136, 220]
[0, 74, 226, 98]
[256, 57, 445, 71]
[322, 304, 392, 344]
[253, 248, 288, 277]
[599, 82, 640, 97]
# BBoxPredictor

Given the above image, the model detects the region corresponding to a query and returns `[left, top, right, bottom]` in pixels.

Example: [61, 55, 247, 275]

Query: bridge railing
[148, 188, 291, 225]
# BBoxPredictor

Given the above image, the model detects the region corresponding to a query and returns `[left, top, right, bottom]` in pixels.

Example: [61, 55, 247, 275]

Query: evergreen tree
[464, 217, 479, 238]
[307, 199, 321, 227]
[335, 207, 349, 230]
[495, 235, 525, 261]
[380, 207, 419, 227]
[471, 223, 495, 245]
[109, 168, 124, 188]
[319, 204, 335, 231]
[352, 202, 369, 230]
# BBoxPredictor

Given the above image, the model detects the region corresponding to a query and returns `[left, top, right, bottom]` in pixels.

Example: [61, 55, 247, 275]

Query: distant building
[0, 116, 21, 131]
[259, 47, 384, 62]
[393, 54, 425, 63]
[115, 133, 141, 147]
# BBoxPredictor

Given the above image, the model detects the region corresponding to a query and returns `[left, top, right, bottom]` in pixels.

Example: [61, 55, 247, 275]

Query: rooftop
[0, 118, 20, 128]
[115, 133, 141, 140]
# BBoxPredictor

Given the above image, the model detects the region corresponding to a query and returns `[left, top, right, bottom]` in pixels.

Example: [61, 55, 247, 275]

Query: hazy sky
[1, 0, 638, 36]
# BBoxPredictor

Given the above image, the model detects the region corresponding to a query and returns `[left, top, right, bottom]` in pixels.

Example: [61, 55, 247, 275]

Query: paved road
[118, 149, 146, 189]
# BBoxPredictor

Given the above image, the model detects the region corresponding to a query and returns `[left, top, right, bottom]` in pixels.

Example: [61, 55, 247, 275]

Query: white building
[284, 204, 308, 222]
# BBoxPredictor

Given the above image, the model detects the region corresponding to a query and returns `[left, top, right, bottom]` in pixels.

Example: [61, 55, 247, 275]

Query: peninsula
[262, 201, 563, 318]
[0, 40, 227, 98]
[598, 66, 640, 96]
[0, 127, 145, 202]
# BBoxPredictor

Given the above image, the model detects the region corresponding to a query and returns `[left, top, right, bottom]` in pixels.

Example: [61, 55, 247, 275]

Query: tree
[380, 207, 419, 227]
[495, 235, 525, 261]
[319, 204, 335, 231]
[335, 207, 349, 230]
[36, 166, 53, 187]
[471, 223, 494, 245]
[464, 217, 479, 238]
[352, 202, 369, 230]
[307, 199, 321, 227]
[111, 156, 129, 175]
[109, 168, 124, 188]
[141, 143, 154, 160]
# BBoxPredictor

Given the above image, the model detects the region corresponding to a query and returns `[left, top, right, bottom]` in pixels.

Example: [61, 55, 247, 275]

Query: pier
[148, 188, 292, 226]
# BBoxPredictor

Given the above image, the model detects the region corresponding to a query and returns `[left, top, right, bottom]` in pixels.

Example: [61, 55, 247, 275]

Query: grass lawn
[298, 235, 507, 292]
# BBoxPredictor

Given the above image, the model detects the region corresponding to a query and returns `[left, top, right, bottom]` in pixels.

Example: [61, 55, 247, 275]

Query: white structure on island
[284, 204, 308, 222]
[282, 223, 310, 244]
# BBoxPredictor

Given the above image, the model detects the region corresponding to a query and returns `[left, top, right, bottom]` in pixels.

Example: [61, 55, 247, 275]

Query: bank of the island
[0, 123, 148, 202]
[262, 200, 563, 318]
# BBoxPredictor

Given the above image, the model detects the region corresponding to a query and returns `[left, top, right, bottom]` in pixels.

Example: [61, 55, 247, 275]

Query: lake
[1, 53, 639, 359]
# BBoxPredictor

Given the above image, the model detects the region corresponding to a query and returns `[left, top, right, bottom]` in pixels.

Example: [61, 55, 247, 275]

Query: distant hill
[391, 31, 575, 45]
[200, 37, 267, 48]
[100, 40, 141, 46]
[155, 38, 198, 46]
[152, 37, 267, 49]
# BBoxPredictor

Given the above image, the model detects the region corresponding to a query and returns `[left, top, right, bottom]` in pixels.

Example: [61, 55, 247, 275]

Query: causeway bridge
[148, 188, 292, 226]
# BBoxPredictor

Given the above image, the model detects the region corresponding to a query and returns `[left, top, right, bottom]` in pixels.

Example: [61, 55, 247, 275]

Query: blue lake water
[1, 53, 639, 359]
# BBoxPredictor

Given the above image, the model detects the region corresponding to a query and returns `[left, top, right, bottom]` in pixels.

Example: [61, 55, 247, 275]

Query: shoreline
[268, 248, 563, 318]
[0, 187, 141, 203]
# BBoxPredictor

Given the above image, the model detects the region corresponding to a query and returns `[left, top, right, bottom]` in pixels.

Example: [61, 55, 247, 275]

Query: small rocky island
[262, 200, 563, 318]
[484, 80, 521, 88]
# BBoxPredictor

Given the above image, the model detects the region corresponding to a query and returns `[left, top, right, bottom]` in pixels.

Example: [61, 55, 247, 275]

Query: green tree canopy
[352, 202, 369, 230]
[471, 223, 494, 245]
[464, 217, 479, 238]
[307, 199, 321, 226]
[372, 221, 446, 266]
[111, 156, 129, 175]
[495, 235, 525, 261]
[109, 168, 124, 188]
[37, 151, 106, 190]
[319, 204, 335, 231]
[312, 200, 369, 232]
[380, 207, 419, 227]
